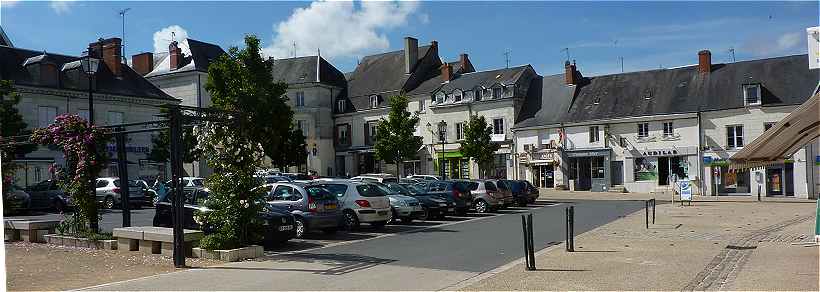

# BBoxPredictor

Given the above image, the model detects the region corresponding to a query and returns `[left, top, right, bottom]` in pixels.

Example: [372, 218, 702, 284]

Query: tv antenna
[503, 48, 511, 68]
[292, 41, 296, 57]
[728, 47, 736, 62]
[619, 57, 624, 73]
[119, 8, 131, 63]
[561, 47, 570, 62]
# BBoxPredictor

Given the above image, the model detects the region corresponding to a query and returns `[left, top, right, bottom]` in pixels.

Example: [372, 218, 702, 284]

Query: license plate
[439, 203, 447, 207]
[325, 204, 337, 210]
[278, 225, 293, 231]
[448, 208, 454, 212]
[377, 211, 388, 216]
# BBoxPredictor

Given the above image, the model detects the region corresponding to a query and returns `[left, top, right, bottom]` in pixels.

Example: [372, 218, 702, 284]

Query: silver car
[95, 177, 146, 209]
[464, 179, 513, 213]
[311, 179, 391, 230]
[265, 182, 342, 238]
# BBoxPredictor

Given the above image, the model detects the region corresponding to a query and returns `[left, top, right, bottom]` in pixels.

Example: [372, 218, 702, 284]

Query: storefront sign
[565, 149, 609, 158]
[106, 144, 150, 154]
[641, 149, 679, 157]
[815, 155, 820, 166]
[679, 180, 692, 201]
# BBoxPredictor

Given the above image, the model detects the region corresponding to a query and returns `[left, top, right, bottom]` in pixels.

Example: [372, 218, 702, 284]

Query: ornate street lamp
[438, 120, 447, 179]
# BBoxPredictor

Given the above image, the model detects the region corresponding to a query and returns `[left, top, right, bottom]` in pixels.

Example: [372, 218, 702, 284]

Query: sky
[1, 1, 818, 77]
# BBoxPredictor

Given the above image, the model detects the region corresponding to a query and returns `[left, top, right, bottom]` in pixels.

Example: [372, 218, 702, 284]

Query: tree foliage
[0, 80, 35, 184]
[147, 127, 200, 163]
[374, 95, 423, 177]
[460, 115, 500, 178]
[271, 127, 307, 170]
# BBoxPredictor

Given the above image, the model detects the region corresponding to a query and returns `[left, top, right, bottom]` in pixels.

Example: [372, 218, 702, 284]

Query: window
[336, 124, 350, 146]
[662, 122, 674, 137]
[619, 137, 628, 148]
[589, 126, 599, 143]
[295, 91, 305, 107]
[492, 87, 502, 99]
[591, 157, 605, 179]
[271, 186, 300, 201]
[474, 89, 482, 101]
[435, 92, 445, 104]
[493, 118, 504, 135]
[107, 111, 124, 125]
[336, 99, 345, 113]
[296, 120, 308, 137]
[365, 121, 378, 145]
[727, 125, 744, 148]
[454, 90, 462, 102]
[764, 122, 776, 131]
[743, 84, 761, 106]
[437, 123, 447, 142]
[418, 99, 425, 112]
[370, 95, 379, 108]
[503, 85, 513, 97]
[455, 122, 464, 140]
[37, 106, 57, 128]
[637, 123, 649, 138]
[78, 109, 89, 121]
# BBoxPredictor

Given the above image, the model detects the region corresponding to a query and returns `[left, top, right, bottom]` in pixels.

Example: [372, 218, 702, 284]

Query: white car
[312, 179, 391, 230]
[350, 173, 399, 184]
[407, 175, 442, 181]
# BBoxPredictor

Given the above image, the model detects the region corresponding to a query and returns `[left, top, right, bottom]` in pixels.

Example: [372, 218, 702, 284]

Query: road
[85, 199, 644, 291]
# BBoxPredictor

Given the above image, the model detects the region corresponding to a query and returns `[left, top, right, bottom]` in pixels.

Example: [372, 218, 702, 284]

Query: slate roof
[0, 26, 11, 47]
[435, 65, 533, 95]
[271, 55, 347, 88]
[0, 45, 176, 100]
[145, 38, 226, 78]
[345, 45, 432, 99]
[514, 54, 820, 129]
[514, 74, 573, 128]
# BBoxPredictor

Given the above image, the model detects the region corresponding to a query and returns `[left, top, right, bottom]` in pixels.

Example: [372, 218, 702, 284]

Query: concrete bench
[4, 219, 60, 243]
[113, 226, 203, 257]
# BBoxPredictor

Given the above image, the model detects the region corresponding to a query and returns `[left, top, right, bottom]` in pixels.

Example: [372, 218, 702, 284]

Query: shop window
[591, 157, 605, 179]
[492, 154, 508, 179]
[720, 169, 750, 193]
[726, 125, 744, 148]
[634, 157, 658, 181]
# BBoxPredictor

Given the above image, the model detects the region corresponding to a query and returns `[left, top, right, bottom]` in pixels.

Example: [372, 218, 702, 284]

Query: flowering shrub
[30, 114, 110, 233]
[194, 121, 266, 250]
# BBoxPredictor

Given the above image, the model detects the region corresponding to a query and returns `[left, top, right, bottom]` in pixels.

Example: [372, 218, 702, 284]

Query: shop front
[436, 151, 470, 179]
[521, 150, 559, 188]
[564, 149, 611, 192]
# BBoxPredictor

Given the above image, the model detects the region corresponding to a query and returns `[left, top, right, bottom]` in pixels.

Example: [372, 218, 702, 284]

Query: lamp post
[80, 52, 100, 232]
[437, 120, 447, 180]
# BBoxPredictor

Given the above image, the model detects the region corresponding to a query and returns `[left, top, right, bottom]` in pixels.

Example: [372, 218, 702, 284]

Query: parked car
[134, 179, 157, 207]
[3, 185, 30, 215]
[95, 177, 146, 209]
[395, 182, 453, 219]
[414, 180, 473, 215]
[462, 179, 512, 213]
[406, 175, 442, 181]
[350, 173, 399, 184]
[283, 173, 313, 183]
[372, 182, 425, 224]
[264, 182, 341, 238]
[165, 177, 206, 197]
[311, 180, 391, 230]
[399, 178, 421, 184]
[518, 180, 540, 203]
[255, 175, 294, 186]
[153, 188, 296, 247]
[24, 180, 73, 212]
[497, 179, 535, 206]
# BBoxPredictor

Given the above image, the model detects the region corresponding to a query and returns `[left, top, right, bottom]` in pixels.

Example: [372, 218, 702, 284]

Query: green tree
[374, 95, 423, 178]
[0, 80, 35, 186]
[460, 115, 500, 178]
[147, 128, 200, 163]
[271, 126, 307, 171]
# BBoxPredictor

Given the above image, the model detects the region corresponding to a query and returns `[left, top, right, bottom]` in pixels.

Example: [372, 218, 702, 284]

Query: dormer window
[475, 89, 482, 101]
[503, 85, 514, 97]
[743, 84, 761, 106]
[492, 87, 502, 99]
[454, 90, 463, 102]
[370, 95, 380, 108]
[435, 92, 445, 104]
[336, 99, 346, 113]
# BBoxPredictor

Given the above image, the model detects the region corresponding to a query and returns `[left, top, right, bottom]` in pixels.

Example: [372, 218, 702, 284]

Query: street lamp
[80, 54, 100, 124]
[437, 120, 447, 180]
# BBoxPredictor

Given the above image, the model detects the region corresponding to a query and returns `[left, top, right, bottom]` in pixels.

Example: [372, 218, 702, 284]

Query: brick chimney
[565, 60, 580, 85]
[404, 37, 418, 74]
[169, 40, 182, 70]
[131, 52, 154, 76]
[441, 63, 453, 82]
[89, 38, 123, 76]
[459, 53, 475, 73]
[698, 50, 711, 74]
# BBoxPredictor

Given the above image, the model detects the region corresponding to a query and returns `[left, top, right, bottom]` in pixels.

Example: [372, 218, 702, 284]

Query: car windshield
[382, 177, 398, 183]
[465, 182, 479, 191]
[191, 179, 205, 187]
[321, 184, 348, 197]
[400, 184, 425, 195]
[372, 183, 398, 195]
[113, 179, 139, 187]
[304, 186, 335, 200]
[386, 183, 413, 196]
[485, 181, 498, 191]
[356, 184, 387, 197]
[452, 181, 471, 193]
[267, 176, 292, 183]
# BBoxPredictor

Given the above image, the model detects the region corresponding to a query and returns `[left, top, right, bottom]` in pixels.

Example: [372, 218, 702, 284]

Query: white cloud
[153, 25, 191, 55]
[1, 0, 20, 8]
[50, 0, 75, 15]
[263, 0, 421, 60]
[742, 32, 804, 56]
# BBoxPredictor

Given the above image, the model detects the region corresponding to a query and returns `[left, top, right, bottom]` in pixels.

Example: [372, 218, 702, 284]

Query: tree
[0, 80, 35, 185]
[374, 95, 423, 178]
[271, 126, 307, 171]
[147, 127, 200, 163]
[460, 115, 500, 178]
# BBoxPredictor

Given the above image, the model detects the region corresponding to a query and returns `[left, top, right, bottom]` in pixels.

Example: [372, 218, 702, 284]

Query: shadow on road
[220, 252, 398, 275]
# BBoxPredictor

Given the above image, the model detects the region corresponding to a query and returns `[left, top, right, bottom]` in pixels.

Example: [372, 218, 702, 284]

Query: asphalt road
[86, 199, 645, 291]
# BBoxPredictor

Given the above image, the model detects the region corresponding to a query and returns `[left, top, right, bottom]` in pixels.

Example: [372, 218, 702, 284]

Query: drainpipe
[697, 111, 705, 196]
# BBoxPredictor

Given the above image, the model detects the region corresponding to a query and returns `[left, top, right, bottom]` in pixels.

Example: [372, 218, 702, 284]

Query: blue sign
[703, 156, 713, 164]
[815, 156, 820, 166]
[679, 180, 692, 201]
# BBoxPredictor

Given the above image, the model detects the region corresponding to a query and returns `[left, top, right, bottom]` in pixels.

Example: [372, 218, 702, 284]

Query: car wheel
[103, 196, 115, 209]
[321, 227, 338, 234]
[474, 199, 489, 213]
[343, 210, 360, 231]
[388, 209, 399, 224]
[400, 217, 414, 224]
[371, 221, 387, 229]
[436, 212, 446, 220]
[294, 217, 306, 238]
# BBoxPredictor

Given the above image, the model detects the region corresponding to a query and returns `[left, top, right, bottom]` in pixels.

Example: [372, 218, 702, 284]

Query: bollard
[645, 200, 650, 229]
[566, 206, 575, 252]
[527, 213, 536, 270]
[521, 215, 530, 269]
[651, 199, 656, 225]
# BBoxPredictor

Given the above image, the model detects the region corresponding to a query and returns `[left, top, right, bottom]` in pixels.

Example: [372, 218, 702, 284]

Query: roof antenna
[171, 31, 176, 42]
[118, 8, 131, 64]
[561, 47, 570, 63]
[619, 57, 624, 73]
[728, 47, 736, 62]
[292, 41, 296, 58]
[504, 48, 511, 68]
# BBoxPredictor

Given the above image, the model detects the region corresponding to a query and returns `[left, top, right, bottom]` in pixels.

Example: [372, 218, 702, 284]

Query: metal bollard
[521, 215, 530, 269]
[645, 200, 650, 229]
[566, 206, 575, 252]
[527, 213, 536, 270]
[651, 199, 656, 225]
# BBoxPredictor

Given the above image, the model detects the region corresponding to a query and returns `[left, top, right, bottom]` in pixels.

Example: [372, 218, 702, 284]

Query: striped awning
[730, 92, 819, 170]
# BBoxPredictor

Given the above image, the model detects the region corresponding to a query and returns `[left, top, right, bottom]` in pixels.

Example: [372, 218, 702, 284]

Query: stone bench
[4, 219, 60, 243]
[113, 226, 203, 257]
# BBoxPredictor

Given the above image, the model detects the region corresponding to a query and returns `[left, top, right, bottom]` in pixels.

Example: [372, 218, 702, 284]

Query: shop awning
[730, 92, 820, 170]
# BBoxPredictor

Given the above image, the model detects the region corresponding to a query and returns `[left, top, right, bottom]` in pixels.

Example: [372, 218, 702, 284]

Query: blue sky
[1, 1, 817, 76]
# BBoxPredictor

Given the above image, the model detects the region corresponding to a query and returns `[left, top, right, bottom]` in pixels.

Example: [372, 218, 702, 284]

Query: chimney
[404, 37, 418, 74]
[565, 60, 579, 85]
[89, 38, 123, 76]
[459, 53, 475, 73]
[169, 40, 182, 70]
[441, 63, 453, 82]
[131, 52, 154, 76]
[698, 50, 711, 74]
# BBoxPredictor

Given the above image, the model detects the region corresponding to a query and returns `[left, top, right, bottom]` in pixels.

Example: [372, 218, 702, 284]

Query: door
[658, 157, 670, 185]
[784, 163, 794, 196]
[577, 158, 592, 191]
[542, 165, 554, 188]
[766, 168, 784, 196]
[610, 161, 623, 186]
[533, 166, 541, 187]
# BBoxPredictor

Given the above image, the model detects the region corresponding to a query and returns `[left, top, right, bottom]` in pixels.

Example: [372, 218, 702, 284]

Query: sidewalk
[461, 190, 818, 291]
